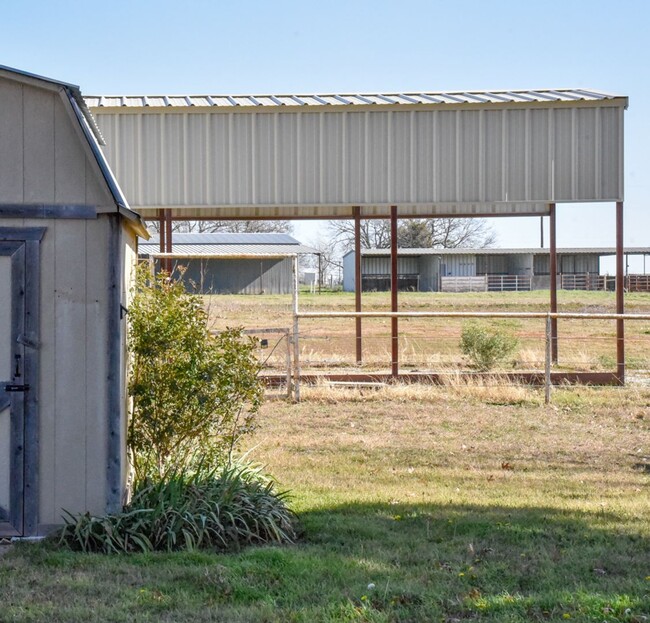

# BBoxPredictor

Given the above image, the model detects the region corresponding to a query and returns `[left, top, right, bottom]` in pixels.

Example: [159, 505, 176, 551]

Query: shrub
[127, 266, 263, 480]
[460, 322, 519, 371]
[58, 462, 298, 553]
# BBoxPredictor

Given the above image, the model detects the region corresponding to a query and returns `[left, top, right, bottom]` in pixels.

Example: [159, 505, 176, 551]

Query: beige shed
[0, 66, 147, 537]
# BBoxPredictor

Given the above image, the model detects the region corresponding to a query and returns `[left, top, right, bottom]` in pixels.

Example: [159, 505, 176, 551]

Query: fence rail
[487, 275, 532, 292]
[290, 309, 650, 403]
[440, 276, 486, 292]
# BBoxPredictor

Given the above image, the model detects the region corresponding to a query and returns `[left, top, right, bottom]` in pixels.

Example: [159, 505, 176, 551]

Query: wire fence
[288, 311, 650, 402]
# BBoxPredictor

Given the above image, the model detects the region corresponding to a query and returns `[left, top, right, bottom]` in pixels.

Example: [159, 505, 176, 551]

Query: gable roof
[0, 65, 148, 237]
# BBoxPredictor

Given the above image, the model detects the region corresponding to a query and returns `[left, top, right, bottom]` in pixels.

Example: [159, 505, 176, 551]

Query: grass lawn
[1, 384, 649, 622]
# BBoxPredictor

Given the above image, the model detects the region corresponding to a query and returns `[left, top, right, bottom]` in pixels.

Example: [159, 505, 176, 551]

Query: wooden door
[0, 241, 26, 537]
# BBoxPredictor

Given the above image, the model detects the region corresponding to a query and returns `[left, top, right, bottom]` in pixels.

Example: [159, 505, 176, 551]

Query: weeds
[460, 322, 519, 371]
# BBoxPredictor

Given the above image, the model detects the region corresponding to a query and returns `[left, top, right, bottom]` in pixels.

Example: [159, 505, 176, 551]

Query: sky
[3, 0, 649, 270]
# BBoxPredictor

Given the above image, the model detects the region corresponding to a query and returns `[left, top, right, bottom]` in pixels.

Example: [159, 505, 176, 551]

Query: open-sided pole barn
[0, 67, 629, 539]
[88, 88, 628, 379]
[0, 66, 147, 538]
[342, 247, 650, 293]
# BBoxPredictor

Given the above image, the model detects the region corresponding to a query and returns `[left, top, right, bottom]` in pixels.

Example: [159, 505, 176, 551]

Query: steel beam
[390, 205, 398, 376]
[616, 201, 625, 382]
[158, 209, 165, 254]
[354, 206, 362, 364]
[549, 203, 558, 363]
[164, 209, 173, 273]
[261, 371, 622, 387]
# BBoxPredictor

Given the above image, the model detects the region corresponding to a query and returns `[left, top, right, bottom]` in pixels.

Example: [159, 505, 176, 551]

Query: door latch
[4, 384, 30, 392]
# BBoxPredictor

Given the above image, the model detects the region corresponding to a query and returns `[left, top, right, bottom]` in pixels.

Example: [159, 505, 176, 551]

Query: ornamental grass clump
[460, 321, 519, 372]
[58, 462, 298, 553]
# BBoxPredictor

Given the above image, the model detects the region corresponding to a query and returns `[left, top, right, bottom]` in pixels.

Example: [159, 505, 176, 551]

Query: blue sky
[3, 0, 649, 267]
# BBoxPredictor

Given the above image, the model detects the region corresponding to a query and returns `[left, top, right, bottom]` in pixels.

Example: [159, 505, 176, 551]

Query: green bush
[460, 322, 519, 371]
[58, 268, 297, 555]
[58, 462, 298, 553]
[127, 266, 263, 480]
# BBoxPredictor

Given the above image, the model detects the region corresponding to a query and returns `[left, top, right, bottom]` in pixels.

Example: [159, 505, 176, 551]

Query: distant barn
[343, 247, 650, 292]
[139, 232, 317, 294]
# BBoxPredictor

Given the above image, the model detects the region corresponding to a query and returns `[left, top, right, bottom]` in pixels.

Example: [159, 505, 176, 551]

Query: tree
[397, 220, 432, 248]
[328, 217, 496, 250]
[146, 219, 293, 234]
[304, 235, 342, 288]
[327, 219, 391, 252]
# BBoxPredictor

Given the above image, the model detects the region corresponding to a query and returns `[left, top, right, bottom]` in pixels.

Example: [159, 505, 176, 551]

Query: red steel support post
[390, 206, 398, 377]
[164, 209, 173, 273]
[159, 209, 165, 254]
[158, 209, 168, 273]
[549, 203, 558, 363]
[354, 207, 362, 364]
[616, 201, 625, 383]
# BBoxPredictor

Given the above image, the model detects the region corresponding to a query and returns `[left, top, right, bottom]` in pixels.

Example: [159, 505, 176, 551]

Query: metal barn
[343, 247, 650, 292]
[0, 66, 147, 538]
[86, 87, 628, 378]
[139, 232, 317, 294]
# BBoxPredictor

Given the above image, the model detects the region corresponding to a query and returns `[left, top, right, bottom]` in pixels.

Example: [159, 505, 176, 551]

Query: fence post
[545, 313, 552, 404]
[292, 256, 301, 402]
[285, 329, 292, 399]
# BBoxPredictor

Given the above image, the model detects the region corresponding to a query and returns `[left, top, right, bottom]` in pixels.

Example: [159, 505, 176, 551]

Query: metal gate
[0, 228, 42, 538]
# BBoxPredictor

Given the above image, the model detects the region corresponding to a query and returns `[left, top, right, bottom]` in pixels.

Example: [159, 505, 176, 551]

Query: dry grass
[247, 384, 650, 523]
[207, 290, 650, 376]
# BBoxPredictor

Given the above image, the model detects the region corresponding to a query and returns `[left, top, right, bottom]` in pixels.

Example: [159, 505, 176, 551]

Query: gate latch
[4, 384, 30, 392]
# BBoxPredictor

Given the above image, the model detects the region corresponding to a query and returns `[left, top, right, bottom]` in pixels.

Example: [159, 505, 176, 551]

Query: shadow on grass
[1, 502, 648, 622]
[292, 501, 650, 621]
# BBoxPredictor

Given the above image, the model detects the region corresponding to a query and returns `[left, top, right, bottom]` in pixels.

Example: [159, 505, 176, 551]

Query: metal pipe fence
[290, 310, 650, 403]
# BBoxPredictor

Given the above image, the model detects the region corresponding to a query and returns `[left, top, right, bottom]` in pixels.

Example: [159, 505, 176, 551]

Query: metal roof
[85, 89, 625, 109]
[140, 244, 317, 257]
[346, 247, 650, 258]
[145, 232, 303, 245]
[140, 233, 318, 256]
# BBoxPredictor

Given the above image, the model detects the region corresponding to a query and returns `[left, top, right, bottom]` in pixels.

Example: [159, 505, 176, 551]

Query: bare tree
[328, 217, 496, 250]
[305, 235, 342, 287]
[427, 218, 496, 248]
[327, 219, 391, 252]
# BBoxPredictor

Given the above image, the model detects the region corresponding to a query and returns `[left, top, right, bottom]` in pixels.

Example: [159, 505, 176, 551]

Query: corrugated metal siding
[534, 255, 550, 275]
[166, 257, 293, 294]
[476, 255, 508, 275]
[534, 254, 599, 275]
[362, 256, 419, 276]
[440, 255, 476, 277]
[560, 254, 599, 274]
[93, 102, 624, 218]
[419, 256, 439, 291]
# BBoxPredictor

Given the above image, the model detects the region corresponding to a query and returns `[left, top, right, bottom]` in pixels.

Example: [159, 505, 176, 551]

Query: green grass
[1, 385, 649, 622]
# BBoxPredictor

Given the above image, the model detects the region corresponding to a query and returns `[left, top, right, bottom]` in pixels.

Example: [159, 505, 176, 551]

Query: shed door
[0, 241, 26, 537]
